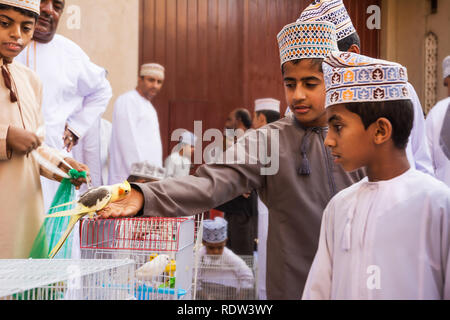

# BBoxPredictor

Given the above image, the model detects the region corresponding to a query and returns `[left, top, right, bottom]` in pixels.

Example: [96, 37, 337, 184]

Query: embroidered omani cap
[323, 51, 410, 108]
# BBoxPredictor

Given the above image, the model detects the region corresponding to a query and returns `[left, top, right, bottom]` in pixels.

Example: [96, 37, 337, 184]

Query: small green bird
[46, 181, 131, 259]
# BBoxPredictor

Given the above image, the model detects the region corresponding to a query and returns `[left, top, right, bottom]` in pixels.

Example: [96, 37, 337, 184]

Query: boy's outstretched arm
[98, 129, 269, 218]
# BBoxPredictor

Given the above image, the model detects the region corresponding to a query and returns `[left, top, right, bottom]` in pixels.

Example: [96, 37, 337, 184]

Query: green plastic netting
[29, 169, 87, 259]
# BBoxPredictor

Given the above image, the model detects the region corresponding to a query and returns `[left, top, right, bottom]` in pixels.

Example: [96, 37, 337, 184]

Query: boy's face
[283, 60, 327, 127]
[0, 9, 35, 60]
[325, 104, 375, 172]
[203, 240, 226, 256]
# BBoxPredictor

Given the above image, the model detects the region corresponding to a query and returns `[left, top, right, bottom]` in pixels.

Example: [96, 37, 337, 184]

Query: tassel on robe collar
[293, 116, 327, 176]
[1, 57, 18, 103]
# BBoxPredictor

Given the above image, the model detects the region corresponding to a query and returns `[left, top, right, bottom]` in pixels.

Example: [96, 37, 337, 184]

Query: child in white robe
[302, 51, 450, 300]
[196, 217, 255, 300]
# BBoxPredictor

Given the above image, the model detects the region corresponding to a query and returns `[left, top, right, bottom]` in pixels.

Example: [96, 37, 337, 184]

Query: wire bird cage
[80, 214, 204, 300]
[195, 253, 258, 300]
[0, 259, 135, 300]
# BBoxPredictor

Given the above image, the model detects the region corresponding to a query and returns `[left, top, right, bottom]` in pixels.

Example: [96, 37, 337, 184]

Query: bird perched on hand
[46, 181, 131, 258]
[136, 254, 171, 281]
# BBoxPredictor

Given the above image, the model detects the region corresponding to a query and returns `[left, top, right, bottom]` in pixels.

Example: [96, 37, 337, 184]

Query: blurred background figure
[127, 161, 167, 184]
[216, 108, 258, 256]
[165, 130, 197, 178]
[108, 63, 165, 184]
[252, 98, 281, 300]
[426, 55, 450, 186]
[196, 217, 255, 300]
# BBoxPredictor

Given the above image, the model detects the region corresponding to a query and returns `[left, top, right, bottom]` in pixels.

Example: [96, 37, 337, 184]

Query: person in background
[217, 108, 258, 256]
[425, 55, 450, 186]
[108, 63, 165, 184]
[252, 98, 281, 300]
[165, 130, 197, 178]
[196, 217, 255, 300]
[128, 161, 167, 184]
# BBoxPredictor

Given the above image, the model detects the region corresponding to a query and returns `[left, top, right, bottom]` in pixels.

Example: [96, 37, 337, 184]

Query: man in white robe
[165, 130, 197, 178]
[425, 55, 450, 186]
[297, 0, 433, 175]
[108, 63, 164, 184]
[16, 0, 113, 213]
[252, 98, 281, 300]
[302, 52, 450, 300]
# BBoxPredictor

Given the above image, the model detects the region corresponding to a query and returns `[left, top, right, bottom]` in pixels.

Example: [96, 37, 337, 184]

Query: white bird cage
[194, 253, 258, 300]
[0, 259, 135, 300]
[80, 215, 203, 300]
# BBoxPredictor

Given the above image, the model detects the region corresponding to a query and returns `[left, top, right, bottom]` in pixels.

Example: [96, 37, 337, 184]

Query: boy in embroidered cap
[298, 0, 433, 176]
[197, 217, 254, 299]
[302, 51, 450, 300]
[297, 0, 359, 52]
[99, 21, 365, 300]
[0, 0, 90, 259]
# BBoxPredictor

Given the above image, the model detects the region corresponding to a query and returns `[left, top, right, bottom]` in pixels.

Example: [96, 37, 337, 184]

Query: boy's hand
[54, 157, 91, 190]
[97, 188, 144, 219]
[62, 126, 79, 152]
[6, 126, 41, 155]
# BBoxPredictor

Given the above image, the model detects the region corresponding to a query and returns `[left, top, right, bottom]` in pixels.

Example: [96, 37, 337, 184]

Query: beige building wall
[381, 0, 450, 112]
[57, 0, 140, 121]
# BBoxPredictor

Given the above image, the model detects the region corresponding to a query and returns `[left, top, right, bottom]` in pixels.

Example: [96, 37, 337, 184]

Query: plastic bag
[29, 169, 87, 259]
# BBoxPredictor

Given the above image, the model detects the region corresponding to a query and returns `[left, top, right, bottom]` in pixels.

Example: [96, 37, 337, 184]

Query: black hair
[0, 4, 39, 21]
[234, 108, 252, 130]
[281, 58, 323, 75]
[337, 32, 361, 52]
[344, 99, 414, 150]
[256, 110, 281, 124]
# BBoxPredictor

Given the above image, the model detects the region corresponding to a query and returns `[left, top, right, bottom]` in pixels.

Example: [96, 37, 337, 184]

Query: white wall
[381, 0, 450, 110]
[57, 0, 140, 121]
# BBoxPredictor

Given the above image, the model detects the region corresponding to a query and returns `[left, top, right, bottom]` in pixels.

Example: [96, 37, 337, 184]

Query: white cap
[130, 161, 166, 181]
[297, 0, 357, 41]
[179, 131, 198, 147]
[203, 217, 228, 243]
[0, 0, 40, 14]
[140, 63, 165, 80]
[443, 55, 450, 80]
[254, 98, 281, 113]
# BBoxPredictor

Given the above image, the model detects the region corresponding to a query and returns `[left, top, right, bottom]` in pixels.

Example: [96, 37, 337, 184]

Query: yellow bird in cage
[46, 181, 131, 259]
